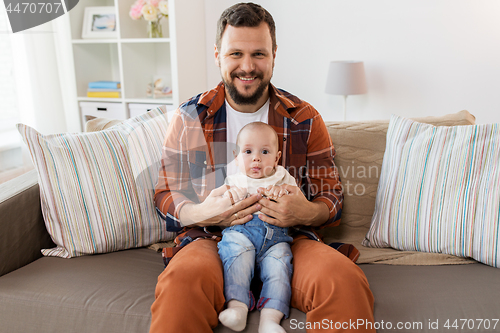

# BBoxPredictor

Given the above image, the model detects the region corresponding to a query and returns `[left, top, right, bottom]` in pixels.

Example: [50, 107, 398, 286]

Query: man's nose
[240, 55, 255, 73]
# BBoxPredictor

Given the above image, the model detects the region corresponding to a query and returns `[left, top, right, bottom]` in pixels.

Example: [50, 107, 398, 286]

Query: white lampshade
[325, 61, 367, 95]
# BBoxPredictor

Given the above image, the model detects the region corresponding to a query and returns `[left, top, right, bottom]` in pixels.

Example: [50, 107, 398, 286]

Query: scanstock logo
[4, 0, 79, 33]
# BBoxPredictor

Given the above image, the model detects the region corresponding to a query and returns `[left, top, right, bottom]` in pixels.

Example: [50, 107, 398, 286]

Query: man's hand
[179, 184, 262, 227]
[257, 185, 330, 228]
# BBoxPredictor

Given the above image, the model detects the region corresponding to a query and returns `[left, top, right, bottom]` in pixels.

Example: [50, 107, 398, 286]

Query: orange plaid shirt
[154, 82, 343, 233]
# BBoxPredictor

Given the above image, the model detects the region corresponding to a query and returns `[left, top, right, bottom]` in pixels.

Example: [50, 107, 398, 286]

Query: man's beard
[223, 72, 271, 105]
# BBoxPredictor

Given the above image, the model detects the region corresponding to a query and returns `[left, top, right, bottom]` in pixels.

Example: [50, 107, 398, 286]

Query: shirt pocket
[188, 150, 208, 191]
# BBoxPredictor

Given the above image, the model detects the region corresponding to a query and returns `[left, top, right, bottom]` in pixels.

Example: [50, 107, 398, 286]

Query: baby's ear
[275, 151, 282, 165]
[233, 150, 238, 164]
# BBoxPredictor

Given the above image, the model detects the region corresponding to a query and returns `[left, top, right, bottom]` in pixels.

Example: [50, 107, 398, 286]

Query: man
[151, 3, 375, 332]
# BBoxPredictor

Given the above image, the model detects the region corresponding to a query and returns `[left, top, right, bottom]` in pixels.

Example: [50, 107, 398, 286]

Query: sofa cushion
[363, 115, 500, 267]
[0, 248, 306, 333]
[322, 110, 476, 264]
[84, 116, 124, 132]
[360, 263, 500, 333]
[17, 107, 175, 258]
[0, 249, 162, 333]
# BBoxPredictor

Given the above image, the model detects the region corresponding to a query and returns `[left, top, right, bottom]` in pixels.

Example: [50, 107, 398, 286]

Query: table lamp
[325, 61, 367, 121]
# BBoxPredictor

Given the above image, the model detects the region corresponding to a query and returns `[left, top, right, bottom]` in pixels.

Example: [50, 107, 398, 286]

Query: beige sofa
[1, 111, 499, 333]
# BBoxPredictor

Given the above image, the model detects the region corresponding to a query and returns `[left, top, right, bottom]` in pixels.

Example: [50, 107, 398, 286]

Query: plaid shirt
[154, 82, 343, 234]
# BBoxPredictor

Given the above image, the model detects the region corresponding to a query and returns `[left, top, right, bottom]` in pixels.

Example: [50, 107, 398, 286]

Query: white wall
[204, 0, 500, 124]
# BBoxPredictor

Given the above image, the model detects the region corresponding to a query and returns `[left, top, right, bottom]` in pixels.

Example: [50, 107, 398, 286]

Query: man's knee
[292, 239, 369, 289]
[159, 240, 224, 289]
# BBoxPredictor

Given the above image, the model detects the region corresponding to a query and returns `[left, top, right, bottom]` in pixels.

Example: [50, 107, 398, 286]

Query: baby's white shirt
[224, 165, 297, 195]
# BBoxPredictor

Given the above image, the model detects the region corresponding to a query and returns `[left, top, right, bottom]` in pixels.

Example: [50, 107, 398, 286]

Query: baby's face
[235, 127, 281, 179]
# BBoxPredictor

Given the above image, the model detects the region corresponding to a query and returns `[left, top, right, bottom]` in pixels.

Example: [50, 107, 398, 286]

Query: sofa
[1, 110, 499, 333]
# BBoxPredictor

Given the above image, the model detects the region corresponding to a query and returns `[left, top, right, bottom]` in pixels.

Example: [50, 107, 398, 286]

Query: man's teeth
[239, 77, 256, 81]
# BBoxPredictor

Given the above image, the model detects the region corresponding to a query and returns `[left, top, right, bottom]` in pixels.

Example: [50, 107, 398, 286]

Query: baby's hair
[236, 122, 279, 151]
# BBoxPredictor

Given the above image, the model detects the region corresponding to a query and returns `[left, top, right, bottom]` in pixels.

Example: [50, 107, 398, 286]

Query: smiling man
[151, 3, 375, 333]
[216, 19, 274, 111]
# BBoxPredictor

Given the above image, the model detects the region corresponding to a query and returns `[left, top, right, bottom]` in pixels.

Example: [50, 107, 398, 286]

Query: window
[0, 7, 19, 133]
[0, 7, 31, 181]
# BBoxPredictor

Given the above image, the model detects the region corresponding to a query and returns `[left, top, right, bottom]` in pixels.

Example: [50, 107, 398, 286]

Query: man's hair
[236, 122, 279, 152]
[216, 2, 276, 52]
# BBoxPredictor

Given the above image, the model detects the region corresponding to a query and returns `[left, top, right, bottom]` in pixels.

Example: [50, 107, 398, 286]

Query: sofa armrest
[0, 170, 54, 277]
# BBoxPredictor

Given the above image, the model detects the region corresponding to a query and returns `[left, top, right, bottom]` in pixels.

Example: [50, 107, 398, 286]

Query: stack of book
[87, 81, 121, 98]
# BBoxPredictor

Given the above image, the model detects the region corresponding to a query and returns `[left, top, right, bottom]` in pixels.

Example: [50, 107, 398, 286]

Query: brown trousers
[150, 238, 375, 333]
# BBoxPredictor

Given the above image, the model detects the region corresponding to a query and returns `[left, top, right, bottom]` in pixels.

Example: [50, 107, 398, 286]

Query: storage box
[128, 103, 176, 122]
[80, 102, 127, 128]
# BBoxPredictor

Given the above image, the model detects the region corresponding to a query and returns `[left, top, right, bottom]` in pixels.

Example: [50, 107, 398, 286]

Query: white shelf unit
[58, 0, 207, 131]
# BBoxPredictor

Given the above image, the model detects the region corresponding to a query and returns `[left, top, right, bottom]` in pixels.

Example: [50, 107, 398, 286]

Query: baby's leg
[218, 230, 256, 331]
[257, 242, 293, 333]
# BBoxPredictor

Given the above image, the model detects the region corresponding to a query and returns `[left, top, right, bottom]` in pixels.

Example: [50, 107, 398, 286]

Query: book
[88, 81, 121, 89]
[87, 88, 121, 92]
[87, 91, 121, 98]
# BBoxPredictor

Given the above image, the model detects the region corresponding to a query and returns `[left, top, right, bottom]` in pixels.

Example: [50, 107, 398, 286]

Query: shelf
[77, 97, 123, 103]
[124, 97, 174, 104]
[121, 42, 172, 101]
[118, 0, 170, 39]
[72, 43, 120, 98]
[61, 0, 207, 131]
[72, 39, 118, 44]
[120, 38, 171, 43]
[68, 0, 115, 40]
[76, 97, 174, 104]
[72, 38, 171, 44]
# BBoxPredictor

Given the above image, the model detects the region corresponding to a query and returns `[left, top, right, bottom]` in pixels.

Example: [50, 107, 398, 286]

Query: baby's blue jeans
[217, 216, 293, 317]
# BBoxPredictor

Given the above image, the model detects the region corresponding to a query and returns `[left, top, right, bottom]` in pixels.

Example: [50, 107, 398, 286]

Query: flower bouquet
[129, 0, 169, 38]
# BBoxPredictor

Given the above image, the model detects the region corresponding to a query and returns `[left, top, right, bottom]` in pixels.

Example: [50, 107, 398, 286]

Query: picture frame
[82, 7, 117, 39]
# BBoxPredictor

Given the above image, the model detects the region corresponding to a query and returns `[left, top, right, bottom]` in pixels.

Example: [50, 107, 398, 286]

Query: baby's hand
[223, 186, 248, 205]
[260, 185, 291, 202]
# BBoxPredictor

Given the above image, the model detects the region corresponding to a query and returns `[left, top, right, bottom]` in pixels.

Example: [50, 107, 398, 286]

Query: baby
[218, 122, 297, 333]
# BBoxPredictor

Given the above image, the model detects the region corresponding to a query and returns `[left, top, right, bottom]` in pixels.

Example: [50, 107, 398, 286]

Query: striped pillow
[17, 107, 175, 258]
[363, 115, 500, 268]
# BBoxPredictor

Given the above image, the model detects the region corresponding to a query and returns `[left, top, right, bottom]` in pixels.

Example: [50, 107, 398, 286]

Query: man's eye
[231, 52, 242, 57]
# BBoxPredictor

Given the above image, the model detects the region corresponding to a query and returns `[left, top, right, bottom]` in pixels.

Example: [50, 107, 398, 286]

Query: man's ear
[214, 44, 220, 67]
[272, 45, 278, 68]
[275, 151, 282, 166]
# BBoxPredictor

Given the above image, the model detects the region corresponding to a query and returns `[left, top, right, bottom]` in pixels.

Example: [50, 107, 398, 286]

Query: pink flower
[129, 0, 145, 20]
[129, 0, 168, 22]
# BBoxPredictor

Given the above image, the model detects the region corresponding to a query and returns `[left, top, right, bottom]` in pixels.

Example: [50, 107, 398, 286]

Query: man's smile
[238, 77, 257, 81]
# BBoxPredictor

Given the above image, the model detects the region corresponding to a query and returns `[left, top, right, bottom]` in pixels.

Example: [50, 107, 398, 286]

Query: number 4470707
[444, 319, 499, 330]
[5, 2, 63, 14]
